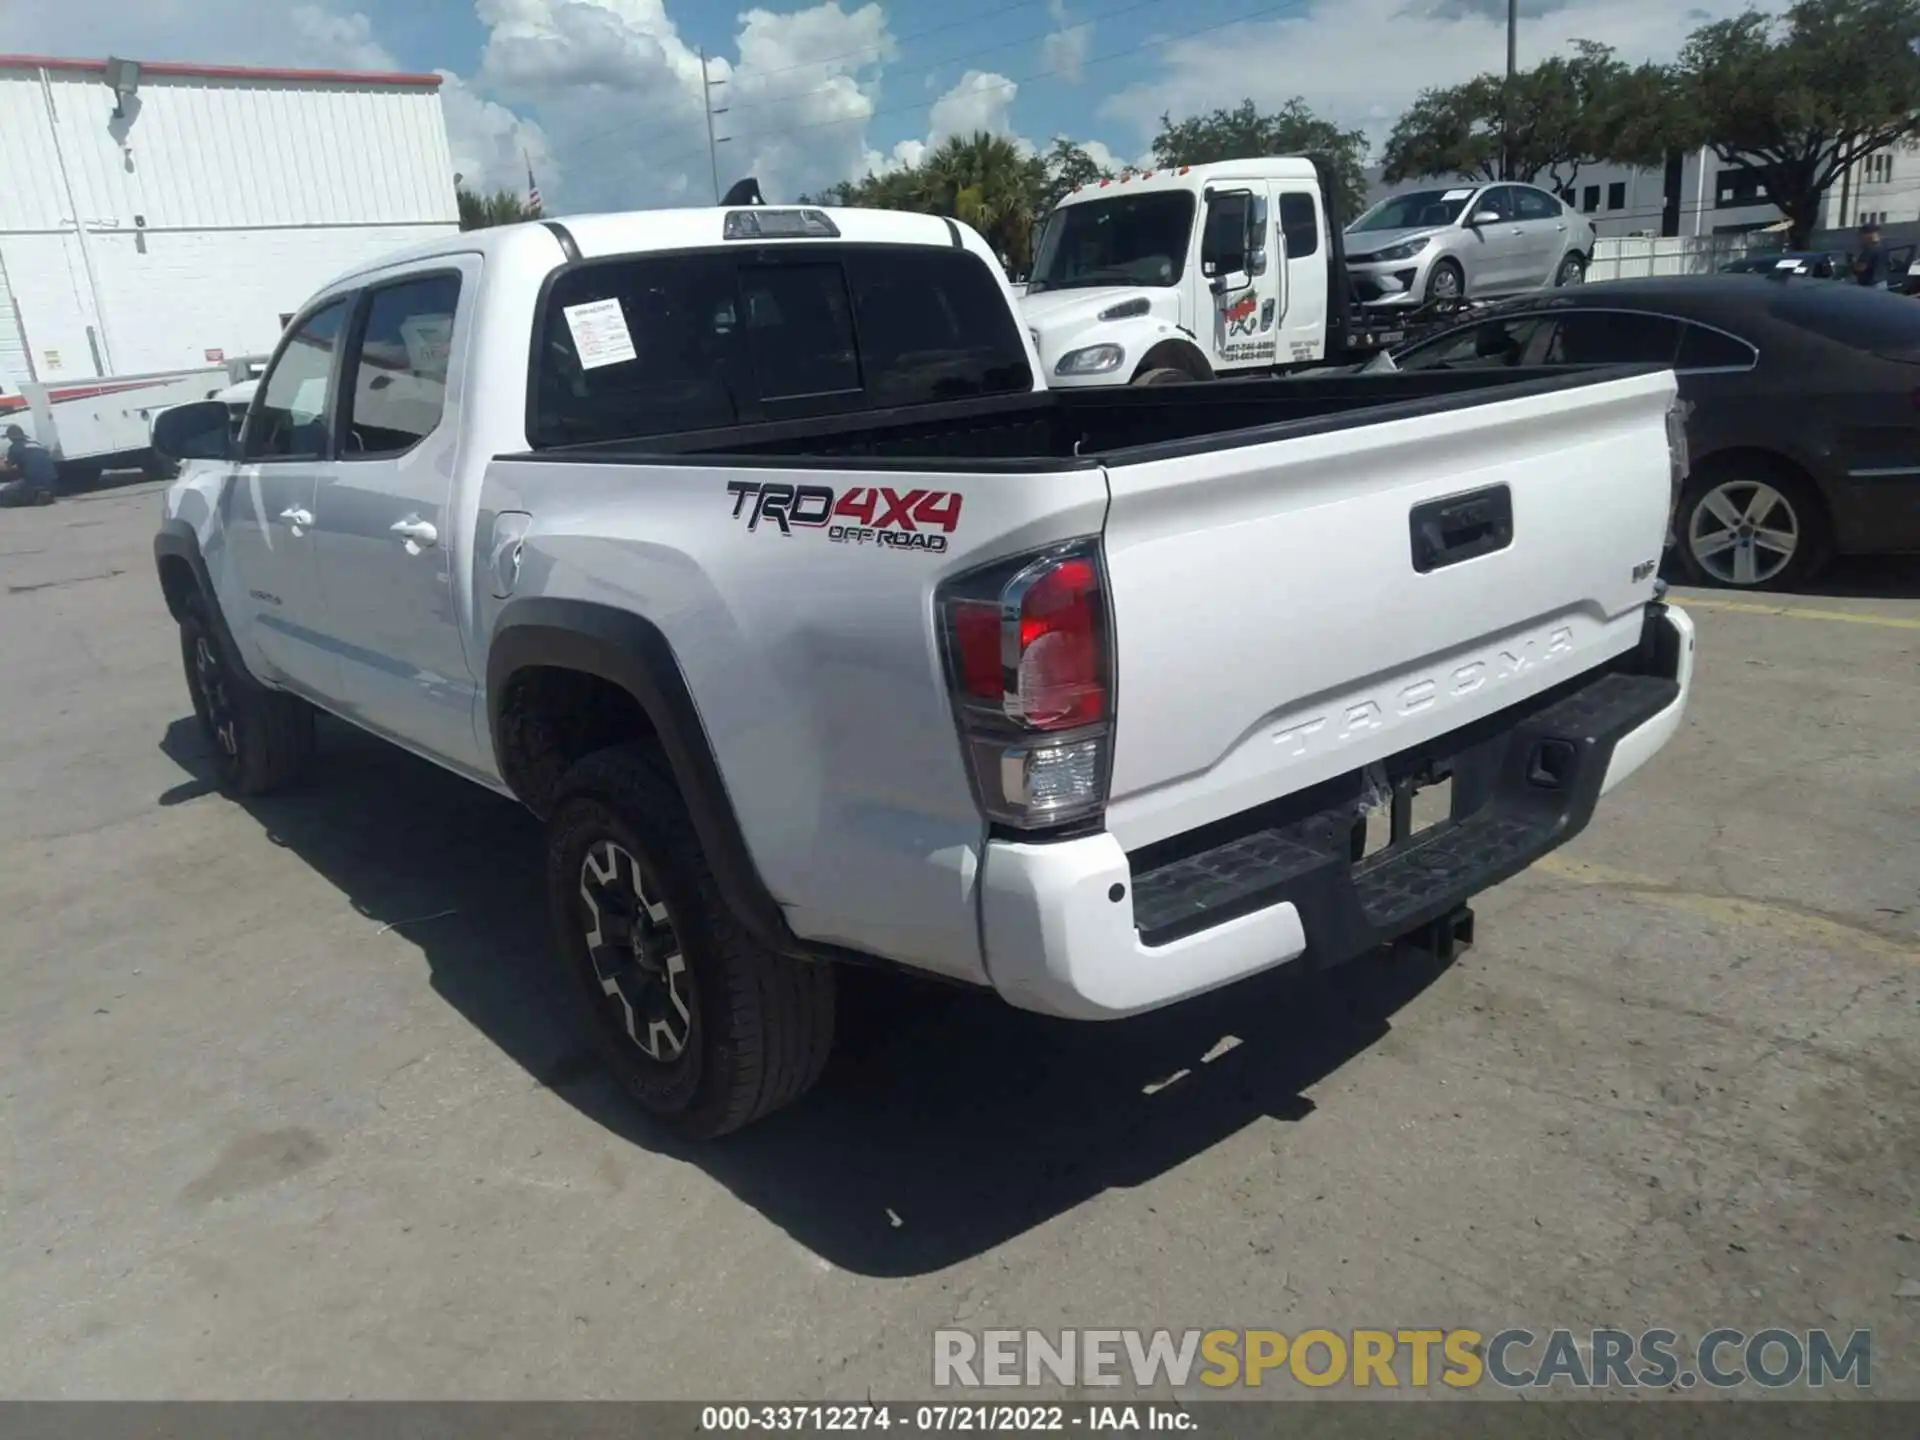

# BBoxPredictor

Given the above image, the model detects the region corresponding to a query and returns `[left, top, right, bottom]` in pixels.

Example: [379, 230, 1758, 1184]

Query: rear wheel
[1554, 252, 1586, 287]
[1674, 459, 1830, 591]
[178, 593, 316, 794]
[545, 742, 836, 1138]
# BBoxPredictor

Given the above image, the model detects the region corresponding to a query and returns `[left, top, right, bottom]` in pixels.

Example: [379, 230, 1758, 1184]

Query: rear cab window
[529, 245, 1034, 447]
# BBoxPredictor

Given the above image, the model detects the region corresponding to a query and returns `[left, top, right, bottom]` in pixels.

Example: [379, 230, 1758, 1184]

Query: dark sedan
[1720, 250, 1847, 279]
[1381, 275, 1920, 589]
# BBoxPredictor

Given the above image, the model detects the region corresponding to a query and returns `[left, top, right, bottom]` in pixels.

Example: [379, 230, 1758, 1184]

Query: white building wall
[0, 59, 460, 385]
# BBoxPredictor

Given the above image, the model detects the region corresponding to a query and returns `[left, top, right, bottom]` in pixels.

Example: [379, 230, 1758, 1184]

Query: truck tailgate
[1098, 369, 1677, 851]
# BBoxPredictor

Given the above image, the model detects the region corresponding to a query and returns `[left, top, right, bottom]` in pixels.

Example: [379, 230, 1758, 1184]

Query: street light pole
[701, 48, 725, 204]
[1503, 0, 1518, 181]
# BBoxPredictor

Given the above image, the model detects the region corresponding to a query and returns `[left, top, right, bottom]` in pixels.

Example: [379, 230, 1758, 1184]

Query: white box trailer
[1, 356, 264, 477]
[0, 52, 460, 473]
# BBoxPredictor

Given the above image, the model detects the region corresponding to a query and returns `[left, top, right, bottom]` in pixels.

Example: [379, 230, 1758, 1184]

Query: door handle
[279, 506, 313, 534]
[390, 517, 439, 553]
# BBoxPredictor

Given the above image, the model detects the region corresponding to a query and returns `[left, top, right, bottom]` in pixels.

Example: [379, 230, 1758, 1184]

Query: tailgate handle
[1411, 485, 1513, 573]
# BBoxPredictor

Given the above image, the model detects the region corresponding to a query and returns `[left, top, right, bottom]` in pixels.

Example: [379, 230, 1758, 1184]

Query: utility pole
[700, 48, 727, 204]
[1502, 0, 1518, 181]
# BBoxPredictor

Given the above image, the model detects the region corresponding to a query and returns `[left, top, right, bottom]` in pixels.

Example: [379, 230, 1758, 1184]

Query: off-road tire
[179, 592, 316, 795]
[545, 742, 836, 1138]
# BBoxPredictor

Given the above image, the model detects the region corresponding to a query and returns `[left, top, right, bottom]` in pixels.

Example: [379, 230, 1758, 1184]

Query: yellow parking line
[1674, 595, 1920, 630]
[1534, 854, 1918, 962]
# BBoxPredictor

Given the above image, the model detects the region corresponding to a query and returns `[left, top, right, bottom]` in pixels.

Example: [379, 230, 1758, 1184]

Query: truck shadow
[160, 714, 1459, 1279]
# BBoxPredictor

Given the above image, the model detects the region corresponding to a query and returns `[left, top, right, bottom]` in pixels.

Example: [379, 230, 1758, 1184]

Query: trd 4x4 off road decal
[725, 481, 963, 554]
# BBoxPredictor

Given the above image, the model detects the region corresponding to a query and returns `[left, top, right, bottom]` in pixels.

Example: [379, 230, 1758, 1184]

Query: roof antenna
[722, 177, 764, 206]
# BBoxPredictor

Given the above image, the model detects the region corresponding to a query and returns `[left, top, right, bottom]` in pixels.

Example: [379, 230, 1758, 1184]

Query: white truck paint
[151, 203, 1695, 1137]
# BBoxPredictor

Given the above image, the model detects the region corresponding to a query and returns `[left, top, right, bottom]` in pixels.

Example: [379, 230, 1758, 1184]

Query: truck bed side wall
[477, 455, 1111, 984]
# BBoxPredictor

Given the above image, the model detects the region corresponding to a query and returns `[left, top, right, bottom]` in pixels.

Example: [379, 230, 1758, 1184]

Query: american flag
[525, 151, 542, 214]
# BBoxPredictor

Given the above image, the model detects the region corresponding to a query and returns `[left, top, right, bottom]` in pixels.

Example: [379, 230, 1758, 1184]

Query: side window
[533, 254, 746, 446]
[1476, 187, 1516, 222]
[1513, 187, 1560, 222]
[1535, 310, 1682, 365]
[739, 262, 859, 403]
[343, 274, 462, 459]
[1202, 190, 1252, 274]
[1675, 322, 1757, 370]
[245, 299, 350, 461]
[1395, 316, 1545, 371]
[1278, 192, 1319, 257]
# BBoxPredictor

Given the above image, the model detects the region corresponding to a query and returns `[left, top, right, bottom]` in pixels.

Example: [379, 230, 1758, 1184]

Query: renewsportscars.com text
[932, 1327, 1873, 1391]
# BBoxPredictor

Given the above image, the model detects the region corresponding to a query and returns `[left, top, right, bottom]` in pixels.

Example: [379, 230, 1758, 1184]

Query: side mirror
[1469, 210, 1500, 227]
[1209, 269, 1251, 294]
[152, 399, 234, 463]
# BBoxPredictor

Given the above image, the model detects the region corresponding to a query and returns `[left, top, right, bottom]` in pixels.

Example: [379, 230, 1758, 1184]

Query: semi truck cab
[1022, 156, 1344, 387]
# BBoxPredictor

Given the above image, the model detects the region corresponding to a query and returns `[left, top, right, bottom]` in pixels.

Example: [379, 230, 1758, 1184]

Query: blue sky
[4, 0, 1757, 210]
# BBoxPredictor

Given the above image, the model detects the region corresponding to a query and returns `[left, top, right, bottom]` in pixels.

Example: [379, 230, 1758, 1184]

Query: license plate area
[1353, 766, 1455, 864]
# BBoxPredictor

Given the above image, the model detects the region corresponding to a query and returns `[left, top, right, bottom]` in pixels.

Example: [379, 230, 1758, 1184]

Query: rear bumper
[979, 603, 1695, 1019]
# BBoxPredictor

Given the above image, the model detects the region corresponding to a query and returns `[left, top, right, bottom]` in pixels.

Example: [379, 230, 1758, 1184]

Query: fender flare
[153, 518, 253, 671]
[486, 597, 800, 959]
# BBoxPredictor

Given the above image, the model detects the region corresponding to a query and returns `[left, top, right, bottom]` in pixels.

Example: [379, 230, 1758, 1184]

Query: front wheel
[1131, 367, 1192, 385]
[545, 742, 836, 1138]
[1673, 462, 1829, 591]
[1424, 258, 1465, 304]
[1554, 252, 1586, 287]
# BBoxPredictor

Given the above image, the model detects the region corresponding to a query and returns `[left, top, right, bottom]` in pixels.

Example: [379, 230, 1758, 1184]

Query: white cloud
[1040, 0, 1093, 84]
[1099, 0, 1758, 155]
[439, 71, 557, 199]
[288, 4, 396, 70]
[471, 0, 893, 207]
[928, 69, 1019, 141]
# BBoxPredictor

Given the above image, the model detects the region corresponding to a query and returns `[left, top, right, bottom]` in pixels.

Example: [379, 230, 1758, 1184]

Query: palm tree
[919, 133, 1046, 267]
[457, 184, 541, 231]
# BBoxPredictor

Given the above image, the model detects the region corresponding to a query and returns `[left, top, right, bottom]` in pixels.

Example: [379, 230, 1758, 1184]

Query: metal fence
[1588, 234, 1765, 280]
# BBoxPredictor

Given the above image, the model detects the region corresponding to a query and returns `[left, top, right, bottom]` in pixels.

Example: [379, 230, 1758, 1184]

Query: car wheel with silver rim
[544, 740, 836, 1137]
[1674, 460, 1828, 591]
[1554, 252, 1586, 287]
[1424, 258, 1465, 304]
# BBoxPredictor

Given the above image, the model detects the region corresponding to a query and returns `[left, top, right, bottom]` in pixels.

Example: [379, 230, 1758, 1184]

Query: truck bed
[519, 366, 1642, 470]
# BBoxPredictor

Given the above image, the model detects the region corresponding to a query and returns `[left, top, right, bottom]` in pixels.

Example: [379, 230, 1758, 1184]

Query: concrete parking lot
[1, 480, 1915, 1400]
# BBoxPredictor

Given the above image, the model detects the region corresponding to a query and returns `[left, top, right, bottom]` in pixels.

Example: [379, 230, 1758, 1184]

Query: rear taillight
[940, 540, 1114, 829]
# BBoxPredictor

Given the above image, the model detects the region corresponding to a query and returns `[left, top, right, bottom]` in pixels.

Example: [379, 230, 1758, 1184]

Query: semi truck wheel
[178, 593, 317, 795]
[544, 741, 836, 1138]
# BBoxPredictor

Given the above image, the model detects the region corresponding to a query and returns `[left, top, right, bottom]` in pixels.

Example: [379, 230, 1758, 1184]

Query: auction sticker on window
[562, 298, 637, 369]
[1442, 189, 1472, 201]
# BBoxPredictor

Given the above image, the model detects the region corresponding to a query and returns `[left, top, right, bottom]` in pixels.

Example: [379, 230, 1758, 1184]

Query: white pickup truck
[152, 202, 1695, 1137]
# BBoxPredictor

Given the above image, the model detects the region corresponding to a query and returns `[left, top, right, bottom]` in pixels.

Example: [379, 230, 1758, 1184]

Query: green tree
[1149, 98, 1370, 222]
[1382, 43, 1669, 192]
[1670, 0, 1920, 246]
[457, 184, 541, 230]
[1039, 137, 1113, 207]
